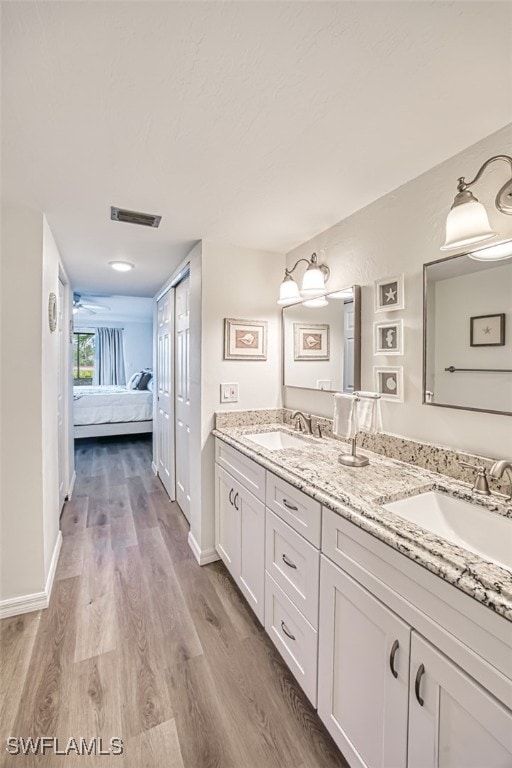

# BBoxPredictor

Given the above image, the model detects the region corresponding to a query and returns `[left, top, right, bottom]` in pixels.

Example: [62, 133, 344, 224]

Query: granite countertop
[213, 423, 512, 621]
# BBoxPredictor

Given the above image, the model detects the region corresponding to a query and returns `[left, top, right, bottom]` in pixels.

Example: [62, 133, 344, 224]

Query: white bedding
[73, 385, 153, 426]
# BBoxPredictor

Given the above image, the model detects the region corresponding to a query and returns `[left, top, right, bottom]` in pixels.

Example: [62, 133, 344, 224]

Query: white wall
[0, 207, 73, 609]
[0, 204, 46, 603]
[74, 319, 153, 381]
[433, 264, 512, 411]
[284, 124, 512, 459]
[196, 241, 284, 556]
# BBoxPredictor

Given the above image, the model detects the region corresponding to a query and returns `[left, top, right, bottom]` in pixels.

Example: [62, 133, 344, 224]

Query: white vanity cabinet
[318, 556, 411, 768]
[214, 437, 512, 768]
[320, 505, 512, 768]
[214, 447, 265, 624]
[408, 634, 512, 768]
[264, 472, 321, 705]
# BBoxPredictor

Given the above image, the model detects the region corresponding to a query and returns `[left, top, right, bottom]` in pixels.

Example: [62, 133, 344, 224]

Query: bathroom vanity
[213, 419, 512, 768]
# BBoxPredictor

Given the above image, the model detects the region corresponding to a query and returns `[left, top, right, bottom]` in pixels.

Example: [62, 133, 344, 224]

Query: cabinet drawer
[264, 572, 318, 706]
[265, 509, 320, 628]
[215, 439, 266, 501]
[266, 472, 321, 547]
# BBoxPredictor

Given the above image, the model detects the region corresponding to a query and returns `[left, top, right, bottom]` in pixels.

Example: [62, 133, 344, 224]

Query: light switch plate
[220, 382, 239, 403]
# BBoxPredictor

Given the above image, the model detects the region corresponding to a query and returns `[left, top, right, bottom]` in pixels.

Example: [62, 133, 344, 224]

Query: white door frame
[58, 262, 73, 502]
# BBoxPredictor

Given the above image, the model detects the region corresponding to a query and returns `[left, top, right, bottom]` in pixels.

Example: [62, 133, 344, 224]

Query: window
[73, 332, 95, 385]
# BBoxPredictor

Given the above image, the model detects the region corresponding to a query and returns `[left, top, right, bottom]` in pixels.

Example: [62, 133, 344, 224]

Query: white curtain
[94, 327, 126, 386]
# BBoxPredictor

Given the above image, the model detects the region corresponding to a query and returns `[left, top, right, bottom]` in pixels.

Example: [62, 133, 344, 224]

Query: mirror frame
[281, 285, 361, 393]
[422, 250, 512, 417]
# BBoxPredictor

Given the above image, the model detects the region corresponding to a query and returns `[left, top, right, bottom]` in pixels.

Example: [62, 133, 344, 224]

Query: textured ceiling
[2, 1, 511, 296]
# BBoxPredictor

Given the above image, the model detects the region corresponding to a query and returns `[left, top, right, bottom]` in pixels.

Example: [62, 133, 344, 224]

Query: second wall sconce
[441, 154, 512, 255]
[277, 252, 330, 306]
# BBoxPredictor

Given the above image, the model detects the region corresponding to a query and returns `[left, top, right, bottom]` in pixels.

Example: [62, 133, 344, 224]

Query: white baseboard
[66, 470, 76, 500]
[151, 461, 158, 476]
[0, 531, 63, 619]
[188, 531, 220, 566]
[45, 531, 62, 598]
[0, 591, 48, 619]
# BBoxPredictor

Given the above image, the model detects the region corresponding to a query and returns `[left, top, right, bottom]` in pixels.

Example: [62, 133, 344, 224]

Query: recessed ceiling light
[109, 261, 134, 272]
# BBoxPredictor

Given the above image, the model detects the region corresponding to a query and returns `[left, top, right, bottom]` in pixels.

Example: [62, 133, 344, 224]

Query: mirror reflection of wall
[283, 287, 360, 393]
[424, 250, 512, 415]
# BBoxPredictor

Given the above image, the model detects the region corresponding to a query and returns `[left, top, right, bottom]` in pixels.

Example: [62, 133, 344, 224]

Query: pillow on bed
[147, 378, 154, 392]
[137, 372, 152, 390]
[127, 372, 142, 390]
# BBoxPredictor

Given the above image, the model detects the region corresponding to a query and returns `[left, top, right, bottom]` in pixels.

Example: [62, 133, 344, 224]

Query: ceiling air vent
[110, 206, 162, 228]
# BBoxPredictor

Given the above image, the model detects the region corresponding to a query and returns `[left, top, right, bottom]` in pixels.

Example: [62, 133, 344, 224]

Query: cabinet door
[215, 465, 240, 578]
[408, 633, 512, 768]
[238, 485, 265, 624]
[318, 556, 410, 768]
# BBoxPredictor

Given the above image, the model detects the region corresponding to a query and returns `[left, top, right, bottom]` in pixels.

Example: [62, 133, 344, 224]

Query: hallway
[0, 437, 344, 767]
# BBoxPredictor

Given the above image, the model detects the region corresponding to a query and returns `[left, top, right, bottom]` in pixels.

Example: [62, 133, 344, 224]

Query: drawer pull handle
[389, 639, 399, 679]
[282, 554, 297, 569]
[233, 493, 240, 512]
[229, 489, 234, 506]
[282, 498, 298, 511]
[280, 620, 296, 641]
[414, 664, 425, 706]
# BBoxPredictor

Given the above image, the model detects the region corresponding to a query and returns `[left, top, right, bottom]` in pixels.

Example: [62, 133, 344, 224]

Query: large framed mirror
[423, 242, 512, 416]
[282, 286, 361, 393]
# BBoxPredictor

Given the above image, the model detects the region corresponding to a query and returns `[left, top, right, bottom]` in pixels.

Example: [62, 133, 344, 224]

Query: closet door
[175, 275, 191, 521]
[156, 289, 174, 499]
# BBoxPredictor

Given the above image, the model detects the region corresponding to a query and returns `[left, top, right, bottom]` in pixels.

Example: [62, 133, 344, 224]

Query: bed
[74, 385, 153, 438]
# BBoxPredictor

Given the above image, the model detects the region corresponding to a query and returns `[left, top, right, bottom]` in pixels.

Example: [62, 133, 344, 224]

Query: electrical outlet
[220, 382, 239, 403]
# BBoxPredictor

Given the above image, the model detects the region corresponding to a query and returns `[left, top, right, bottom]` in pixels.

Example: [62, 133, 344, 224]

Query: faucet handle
[458, 461, 490, 496]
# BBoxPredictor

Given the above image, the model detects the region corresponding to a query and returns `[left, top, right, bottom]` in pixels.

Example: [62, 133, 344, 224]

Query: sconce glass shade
[441, 199, 497, 250]
[303, 296, 328, 308]
[300, 264, 326, 296]
[277, 274, 301, 305]
[468, 240, 512, 261]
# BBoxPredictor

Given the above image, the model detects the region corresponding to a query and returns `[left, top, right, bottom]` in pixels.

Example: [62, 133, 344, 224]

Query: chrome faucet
[489, 460, 512, 500]
[458, 461, 490, 496]
[291, 411, 312, 434]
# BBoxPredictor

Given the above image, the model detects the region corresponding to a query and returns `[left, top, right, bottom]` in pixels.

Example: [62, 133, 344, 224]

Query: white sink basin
[245, 430, 307, 451]
[384, 491, 512, 570]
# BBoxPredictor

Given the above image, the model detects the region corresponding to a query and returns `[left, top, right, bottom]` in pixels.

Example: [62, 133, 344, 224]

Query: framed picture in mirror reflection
[470, 314, 505, 347]
[293, 323, 330, 361]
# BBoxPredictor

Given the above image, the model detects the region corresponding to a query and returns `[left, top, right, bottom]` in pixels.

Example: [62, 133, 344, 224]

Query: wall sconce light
[441, 154, 512, 252]
[277, 253, 330, 306]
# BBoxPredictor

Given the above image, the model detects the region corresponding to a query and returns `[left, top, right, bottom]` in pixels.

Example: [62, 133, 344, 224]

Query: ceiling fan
[73, 293, 111, 315]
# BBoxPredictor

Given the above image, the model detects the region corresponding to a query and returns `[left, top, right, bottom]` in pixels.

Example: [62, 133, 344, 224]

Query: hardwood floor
[0, 436, 346, 767]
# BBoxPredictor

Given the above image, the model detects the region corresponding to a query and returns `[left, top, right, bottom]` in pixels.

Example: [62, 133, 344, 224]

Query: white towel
[356, 395, 383, 434]
[333, 393, 357, 439]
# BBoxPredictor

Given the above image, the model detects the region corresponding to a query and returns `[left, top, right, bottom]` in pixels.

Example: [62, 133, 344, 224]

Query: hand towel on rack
[333, 393, 357, 439]
[356, 395, 382, 434]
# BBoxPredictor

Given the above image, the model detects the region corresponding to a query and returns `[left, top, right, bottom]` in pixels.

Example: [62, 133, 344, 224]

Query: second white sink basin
[245, 430, 307, 451]
[384, 491, 512, 571]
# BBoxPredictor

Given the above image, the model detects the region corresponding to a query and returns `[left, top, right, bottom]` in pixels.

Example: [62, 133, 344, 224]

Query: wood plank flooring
[0, 436, 346, 767]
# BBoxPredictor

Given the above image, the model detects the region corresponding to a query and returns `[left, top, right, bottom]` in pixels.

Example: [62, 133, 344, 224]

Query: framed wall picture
[374, 274, 404, 313]
[470, 313, 505, 347]
[224, 318, 268, 360]
[374, 365, 403, 402]
[293, 323, 330, 361]
[374, 319, 403, 355]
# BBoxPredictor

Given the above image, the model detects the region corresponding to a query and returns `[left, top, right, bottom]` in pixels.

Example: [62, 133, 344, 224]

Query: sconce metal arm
[456, 154, 512, 215]
[285, 258, 311, 277]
